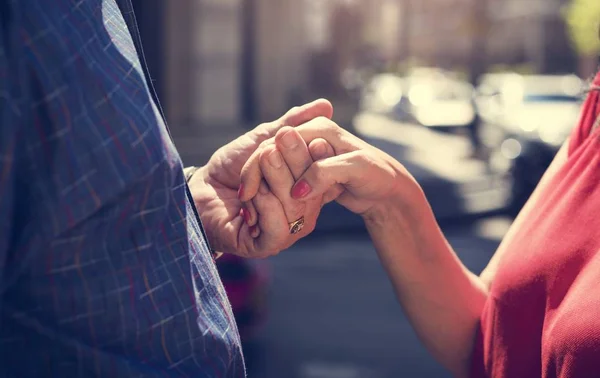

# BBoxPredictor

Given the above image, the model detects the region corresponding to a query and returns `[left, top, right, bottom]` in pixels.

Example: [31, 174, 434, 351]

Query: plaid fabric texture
[0, 0, 244, 376]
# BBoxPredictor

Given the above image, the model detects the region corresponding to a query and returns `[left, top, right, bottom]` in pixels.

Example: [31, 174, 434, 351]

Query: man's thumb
[280, 98, 333, 127]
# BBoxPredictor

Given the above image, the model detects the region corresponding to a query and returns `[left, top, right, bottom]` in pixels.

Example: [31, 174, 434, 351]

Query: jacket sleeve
[0, 1, 19, 300]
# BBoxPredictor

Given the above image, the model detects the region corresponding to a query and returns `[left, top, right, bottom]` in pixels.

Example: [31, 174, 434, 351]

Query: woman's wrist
[361, 179, 428, 231]
[361, 184, 486, 377]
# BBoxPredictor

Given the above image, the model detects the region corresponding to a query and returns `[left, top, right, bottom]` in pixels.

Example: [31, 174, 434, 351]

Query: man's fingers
[241, 200, 258, 228]
[275, 127, 314, 180]
[259, 146, 306, 223]
[255, 99, 333, 142]
[294, 117, 363, 156]
[239, 149, 263, 202]
[279, 98, 334, 127]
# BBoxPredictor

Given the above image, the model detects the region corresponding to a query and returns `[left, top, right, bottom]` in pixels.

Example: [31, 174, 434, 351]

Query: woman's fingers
[291, 148, 414, 216]
[258, 145, 306, 226]
[275, 127, 313, 180]
[291, 151, 366, 201]
[240, 117, 361, 202]
[308, 138, 335, 161]
[239, 103, 333, 203]
[308, 138, 344, 204]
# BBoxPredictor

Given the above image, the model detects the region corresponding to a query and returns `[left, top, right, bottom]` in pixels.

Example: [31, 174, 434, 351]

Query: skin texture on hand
[239, 116, 423, 223]
[188, 99, 333, 258]
[245, 127, 340, 243]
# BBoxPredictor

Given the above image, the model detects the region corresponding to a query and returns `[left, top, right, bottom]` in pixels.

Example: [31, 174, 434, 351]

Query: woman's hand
[239, 116, 425, 226]
[240, 117, 488, 378]
[238, 127, 337, 256]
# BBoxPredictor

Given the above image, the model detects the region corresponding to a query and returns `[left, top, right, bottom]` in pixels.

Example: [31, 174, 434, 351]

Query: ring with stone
[288, 216, 305, 235]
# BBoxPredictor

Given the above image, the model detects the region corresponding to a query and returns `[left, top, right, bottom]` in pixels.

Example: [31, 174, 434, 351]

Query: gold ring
[289, 216, 305, 235]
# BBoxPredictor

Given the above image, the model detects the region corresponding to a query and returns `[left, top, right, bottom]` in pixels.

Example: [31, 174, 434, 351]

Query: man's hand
[188, 99, 333, 258]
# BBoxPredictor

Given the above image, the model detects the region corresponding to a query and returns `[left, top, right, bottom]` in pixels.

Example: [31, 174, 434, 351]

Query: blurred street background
[130, 0, 599, 376]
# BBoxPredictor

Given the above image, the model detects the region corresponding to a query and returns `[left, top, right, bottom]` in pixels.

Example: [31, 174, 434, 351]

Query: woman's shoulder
[568, 72, 600, 153]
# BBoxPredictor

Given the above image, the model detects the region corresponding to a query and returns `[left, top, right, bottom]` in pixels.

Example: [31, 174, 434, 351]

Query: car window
[523, 94, 580, 103]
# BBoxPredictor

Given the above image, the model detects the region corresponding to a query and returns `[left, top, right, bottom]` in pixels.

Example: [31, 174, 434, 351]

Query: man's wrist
[183, 166, 202, 183]
[184, 165, 223, 260]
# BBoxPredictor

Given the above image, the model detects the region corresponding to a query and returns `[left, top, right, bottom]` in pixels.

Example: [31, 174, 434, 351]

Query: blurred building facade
[132, 0, 314, 163]
[487, 0, 576, 73]
[132, 0, 580, 163]
[363, 0, 577, 74]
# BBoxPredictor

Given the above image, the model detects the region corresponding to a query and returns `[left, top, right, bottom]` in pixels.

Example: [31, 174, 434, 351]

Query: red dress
[470, 73, 600, 378]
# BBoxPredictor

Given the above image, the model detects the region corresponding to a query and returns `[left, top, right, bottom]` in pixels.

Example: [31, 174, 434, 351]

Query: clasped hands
[188, 99, 423, 259]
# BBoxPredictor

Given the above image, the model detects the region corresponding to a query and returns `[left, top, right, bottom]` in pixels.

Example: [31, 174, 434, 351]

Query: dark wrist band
[184, 166, 201, 183]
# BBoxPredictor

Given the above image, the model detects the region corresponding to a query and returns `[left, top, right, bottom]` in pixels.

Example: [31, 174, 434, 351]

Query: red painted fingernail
[241, 208, 251, 224]
[291, 179, 312, 199]
[237, 184, 244, 199]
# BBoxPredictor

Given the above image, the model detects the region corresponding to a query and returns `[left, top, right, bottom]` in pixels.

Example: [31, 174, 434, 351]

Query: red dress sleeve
[469, 71, 600, 378]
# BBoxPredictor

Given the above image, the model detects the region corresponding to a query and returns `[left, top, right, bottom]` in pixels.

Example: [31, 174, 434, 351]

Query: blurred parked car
[478, 73, 584, 213]
[361, 69, 476, 130]
[398, 68, 476, 129]
[216, 254, 270, 342]
[360, 73, 406, 115]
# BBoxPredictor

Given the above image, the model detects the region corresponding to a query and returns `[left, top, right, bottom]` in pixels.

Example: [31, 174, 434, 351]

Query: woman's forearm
[364, 190, 488, 378]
